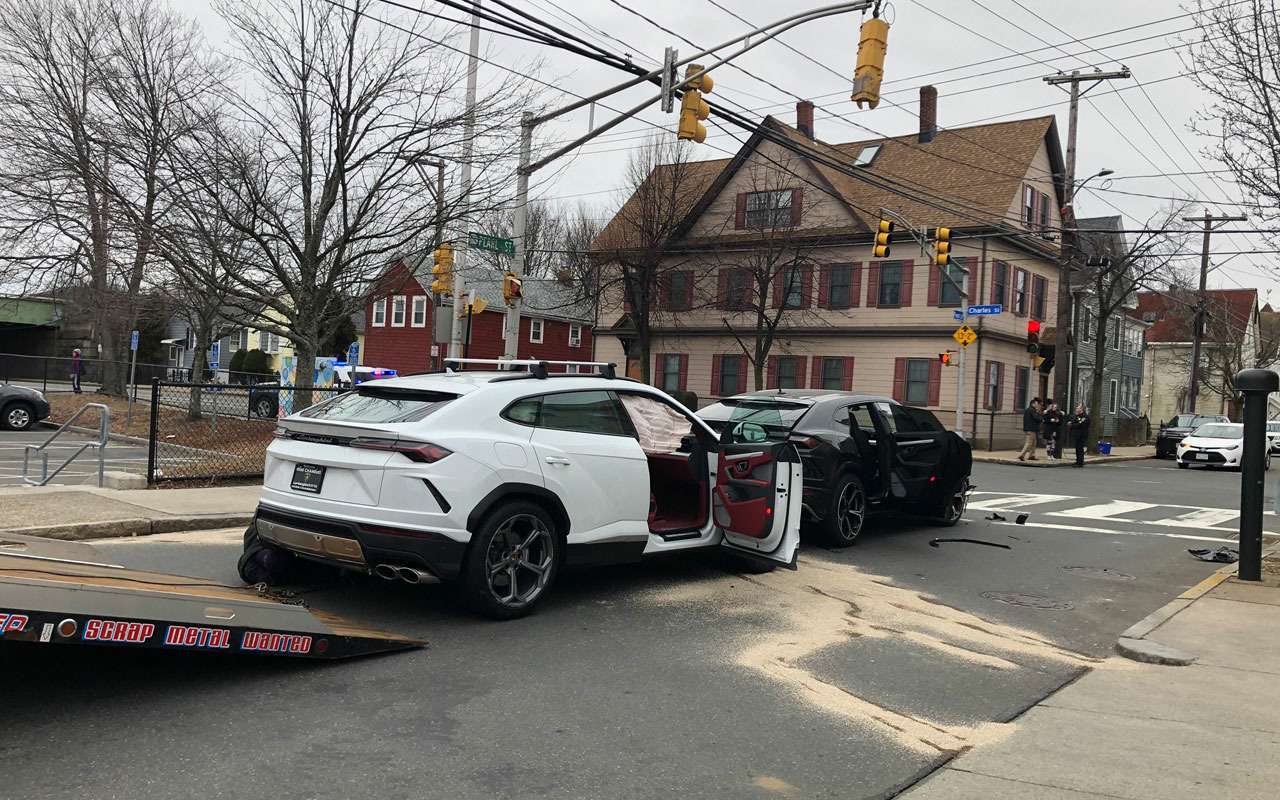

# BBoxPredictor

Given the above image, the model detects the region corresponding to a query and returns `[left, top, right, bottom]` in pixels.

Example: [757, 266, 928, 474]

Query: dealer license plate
[1196, 453, 1209, 461]
[291, 463, 326, 493]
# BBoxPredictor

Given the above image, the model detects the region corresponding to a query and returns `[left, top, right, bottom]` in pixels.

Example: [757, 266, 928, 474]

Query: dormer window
[745, 189, 794, 228]
[854, 143, 881, 166]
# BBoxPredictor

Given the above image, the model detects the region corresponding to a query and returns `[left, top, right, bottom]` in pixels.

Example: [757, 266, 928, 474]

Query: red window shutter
[734, 193, 747, 229]
[678, 353, 689, 391]
[718, 268, 731, 310]
[1033, 275, 1047, 320]
[892, 357, 907, 402]
[928, 358, 941, 406]
[681, 270, 693, 310]
[771, 272, 784, 308]
[796, 356, 808, 388]
[899, 259, 914, 307]
[711, 355, 723, 396]
[818, 265, 830, 308]
[983, 360, 993, 410]
[842, 357, 854, 391]
[927, 260, 940, 306]
[850, 262, 862, 308]
[1014, 364, 1026, 404]
[996, 363, 1004, 410]
[767, 355, 779, 389]
[810, 356, 823, 388]
[800, 265, 813, 309]
[867, 263, 880, 308]
[790, 188, 803, 226]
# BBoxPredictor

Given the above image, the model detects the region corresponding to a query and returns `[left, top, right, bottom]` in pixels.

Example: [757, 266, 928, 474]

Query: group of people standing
[1019, 397, 1092, 467]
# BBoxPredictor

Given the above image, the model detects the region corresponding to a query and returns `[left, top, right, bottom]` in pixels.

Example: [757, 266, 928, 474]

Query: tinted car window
[875, 402, 898, 433]
[890, 405, 922, 433]
[697, 399, 810, 439]
[905, 407, 944, 432]
[538, 391, 628, 436]
[847, 405, 878, 434]
[504, 397, 541, 425]
[298, 388, 454, 423]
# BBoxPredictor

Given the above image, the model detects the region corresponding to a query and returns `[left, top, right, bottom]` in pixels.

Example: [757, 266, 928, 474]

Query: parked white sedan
[1176, 422, 1271, 470]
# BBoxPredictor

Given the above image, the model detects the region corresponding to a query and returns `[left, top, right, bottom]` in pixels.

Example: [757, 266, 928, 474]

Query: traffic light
[430, 244, 454, 295]
[933, 227, 952, 267]
[939, 352, 953, 367]
[502, 271, 523, 305]
[851, 15, 890, 109]
[873, 218, 894, 258]
[677, 64, 714, 143]
[1027, 319, 1041, 354]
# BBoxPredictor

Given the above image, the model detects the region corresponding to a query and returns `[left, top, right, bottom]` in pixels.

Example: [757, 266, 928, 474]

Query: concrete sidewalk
[902, 555, 1280, 799]
[0, 484, 259, 539]
[974, 444, 1151, 466]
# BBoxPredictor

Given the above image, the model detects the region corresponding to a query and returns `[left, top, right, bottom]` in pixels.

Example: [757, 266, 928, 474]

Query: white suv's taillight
[350, 437, 452, 463]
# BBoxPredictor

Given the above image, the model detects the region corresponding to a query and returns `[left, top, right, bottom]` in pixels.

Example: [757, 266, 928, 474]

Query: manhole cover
[1063, 566, 1136, 581]
[981, 591, 1074, 610]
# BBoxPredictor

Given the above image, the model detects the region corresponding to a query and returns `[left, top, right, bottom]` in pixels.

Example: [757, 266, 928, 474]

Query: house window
[1013, 270, 1028, 315]
[777, 356, 801, 389]
[391, 296, 406, 327]
[1109, 319, 1121, 350]
[854, 143, 881, 166]
[1108, 379, 1119, 413]
[1014, 366, 1030, 411]
[568, 324, 582, 348]
[878, 261, 903, 306]
[726, 269, 753, 310]
[985, 361, 1002, 409]
[262, 332, 281, 354]
[992, 261, 1008, 306]
[664, 271, 692, 310]
[1023, 185, 1036, 227]
[1022, 184, 1051, 234]
[1081, 307, 1093, 342]
[828, 264, 853, 309]
[411, 296, 427, 327]
[821, 358, 844, 390]
[660, 354, 682, 392]
[1032, 276, 1047, 320]
[939, 262, 964, 306]
[782, 265, 804, 309]
[372, 298, 386, 327]
[718, 355, 743, 396]
[530, 318, 544, 344]
[745, 189, 793, 228]
[905, 359, 930, 405]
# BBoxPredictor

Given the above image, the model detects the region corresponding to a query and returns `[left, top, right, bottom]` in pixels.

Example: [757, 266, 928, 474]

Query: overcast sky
[188, 1, 1275, 302]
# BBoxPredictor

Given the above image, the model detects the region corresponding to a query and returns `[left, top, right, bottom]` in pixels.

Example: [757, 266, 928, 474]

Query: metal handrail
[22, 403, 109, 487]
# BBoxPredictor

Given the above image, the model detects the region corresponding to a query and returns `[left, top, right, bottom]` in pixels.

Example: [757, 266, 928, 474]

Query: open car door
[712, 441, 801, 569]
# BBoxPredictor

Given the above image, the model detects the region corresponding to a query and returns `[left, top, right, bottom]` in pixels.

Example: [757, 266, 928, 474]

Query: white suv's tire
[462, 501, 561, 620]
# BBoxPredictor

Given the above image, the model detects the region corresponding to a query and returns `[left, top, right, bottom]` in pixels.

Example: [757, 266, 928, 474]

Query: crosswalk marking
[1158, 508, 1242, 529]
[967, 492, 1071, 511]
[1047, 500, 1157, 520]
[968, 491, 1278, 535]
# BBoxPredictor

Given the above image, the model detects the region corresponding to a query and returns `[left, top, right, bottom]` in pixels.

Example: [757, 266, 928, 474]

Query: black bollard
[1235, 368, 1278, 581]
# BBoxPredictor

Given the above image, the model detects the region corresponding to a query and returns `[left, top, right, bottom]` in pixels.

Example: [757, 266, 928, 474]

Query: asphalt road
[0, 428, 148, 486]
[2, 457, 1262, 800]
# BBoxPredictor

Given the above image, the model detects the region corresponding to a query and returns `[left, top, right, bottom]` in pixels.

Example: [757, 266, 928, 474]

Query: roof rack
[442, 358, 617, 380]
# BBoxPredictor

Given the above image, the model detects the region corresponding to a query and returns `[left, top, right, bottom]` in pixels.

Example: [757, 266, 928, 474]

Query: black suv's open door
[713, 442, 801, 568]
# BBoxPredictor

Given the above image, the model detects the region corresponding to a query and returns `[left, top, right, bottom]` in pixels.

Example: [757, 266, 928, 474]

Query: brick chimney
[919, 85, 938, 143]
[796, 100, 815, 139]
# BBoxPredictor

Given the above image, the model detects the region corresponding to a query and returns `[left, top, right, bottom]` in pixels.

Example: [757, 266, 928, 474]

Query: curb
[0, 512, 254, 541]
[974, 454, 1153, 467]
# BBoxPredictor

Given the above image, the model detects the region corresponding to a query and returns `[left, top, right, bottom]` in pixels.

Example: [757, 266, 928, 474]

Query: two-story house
[594, 89, 1067, 449]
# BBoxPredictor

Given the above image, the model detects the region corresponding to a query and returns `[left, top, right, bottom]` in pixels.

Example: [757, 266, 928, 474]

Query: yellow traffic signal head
[935, 241, 951, 267]
[851, 16, 890, 110]
[872, 217, 894, 258]
[678, 89, 711, 143]
[935, 227, 951, 242]
[685, 63, 713, 94]
[430, 244, 454, 294]
[502, 272, 523, 305]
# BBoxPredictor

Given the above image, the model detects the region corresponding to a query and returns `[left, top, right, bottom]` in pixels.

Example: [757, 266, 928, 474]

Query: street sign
[952, 309, 964, 321]
[952, 324, 977, 348]
[430, 344, 439, 357]
[967, 304, 1003, 316]
[347, 341, 359, 364]
[468, 231, 515, 256]
[130, 330, 139, 351]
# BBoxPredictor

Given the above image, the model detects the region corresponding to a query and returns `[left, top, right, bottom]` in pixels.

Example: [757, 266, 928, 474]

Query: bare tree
[1196, 299, 1278, 413]
[185, 0, 543, 404]
[594, 135, 706, 383]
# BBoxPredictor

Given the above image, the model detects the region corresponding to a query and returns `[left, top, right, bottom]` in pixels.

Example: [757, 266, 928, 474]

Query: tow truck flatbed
[0, 534, 423, 659]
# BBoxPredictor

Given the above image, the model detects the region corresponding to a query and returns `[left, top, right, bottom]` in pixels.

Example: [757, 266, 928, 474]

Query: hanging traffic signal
[851, 15, 890, 109]
[873, 218, 894, 258]
[677, 64, 714, 143]
[1027, 319, 1041, 354]
[502, 271, 523, 305]
[430, 244, 454, 295]
[933, 227, 952, 267]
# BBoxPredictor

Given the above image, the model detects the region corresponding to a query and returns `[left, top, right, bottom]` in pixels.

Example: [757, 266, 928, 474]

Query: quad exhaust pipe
[372, 563, 439, 585]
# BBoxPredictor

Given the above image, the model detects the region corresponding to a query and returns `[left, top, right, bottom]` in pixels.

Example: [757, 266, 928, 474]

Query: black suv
[1155, 413, 1229, 458]
[698, 391, 973, 547]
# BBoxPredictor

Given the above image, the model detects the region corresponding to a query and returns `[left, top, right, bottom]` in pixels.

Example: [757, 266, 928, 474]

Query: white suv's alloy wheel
[485, 513, 555, 608]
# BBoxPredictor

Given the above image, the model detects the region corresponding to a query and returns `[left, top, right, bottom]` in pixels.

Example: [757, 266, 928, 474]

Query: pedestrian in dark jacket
[1018, 398, 1042, 461]
[1042, 400, 1064, 459]
[1069, 404, 1091, 467]
[70, 347, 83, 394]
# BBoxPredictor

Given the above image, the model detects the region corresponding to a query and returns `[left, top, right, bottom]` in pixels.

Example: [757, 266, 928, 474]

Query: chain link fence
[146, 380, 341, 483]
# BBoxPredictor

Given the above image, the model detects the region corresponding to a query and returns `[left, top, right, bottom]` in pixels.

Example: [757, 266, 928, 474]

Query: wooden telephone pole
[1183, 210, 1248, 412]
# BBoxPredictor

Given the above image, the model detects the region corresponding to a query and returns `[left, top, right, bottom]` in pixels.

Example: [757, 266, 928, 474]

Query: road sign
[952, 324, 977, 348]
[130, 330, 139, 351]
[952, 309, 964, 321]
[967, 304, 1003, 316]
[468, 231, 515, 256]
[347, 341, 359, 364]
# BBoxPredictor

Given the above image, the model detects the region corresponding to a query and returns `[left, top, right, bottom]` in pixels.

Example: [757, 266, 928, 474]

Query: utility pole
[1043, 68, 1130, 412]
[451, 2, 482, 358]
[1184, 210, 1247, 412]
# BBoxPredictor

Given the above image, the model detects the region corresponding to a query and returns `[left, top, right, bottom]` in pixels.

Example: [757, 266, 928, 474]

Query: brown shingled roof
[1136, 289, 1258, 343]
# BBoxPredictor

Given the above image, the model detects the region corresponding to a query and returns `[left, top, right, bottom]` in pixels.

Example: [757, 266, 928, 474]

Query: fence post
[988, 412, 995, 452]
[147, 378, 159, 484]
[41, 356, 48, 393]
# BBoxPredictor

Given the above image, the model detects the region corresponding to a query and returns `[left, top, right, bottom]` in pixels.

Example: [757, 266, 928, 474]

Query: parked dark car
[1155, 413, 1230, 458]
[248, 382, 279, 419]
[0, 384, 51, 431]
[697, 390, 973, 546]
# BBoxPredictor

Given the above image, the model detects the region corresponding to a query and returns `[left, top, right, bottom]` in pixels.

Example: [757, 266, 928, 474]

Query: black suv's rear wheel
[818, 474, 867, 547]
[932, 479, 968, 527]
[462, 501, 560, 620]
